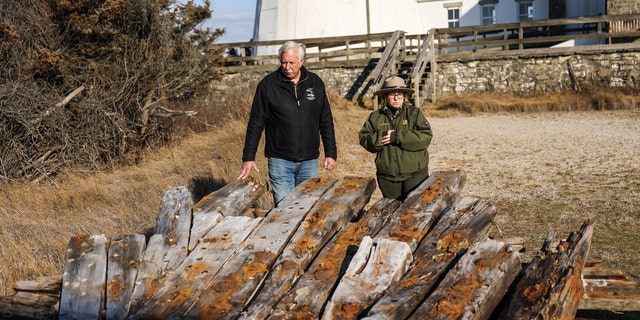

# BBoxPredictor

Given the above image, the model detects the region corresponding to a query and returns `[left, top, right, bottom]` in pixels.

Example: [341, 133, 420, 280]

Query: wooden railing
[216, 31, 400, 72]
[367, 30, 405, 109]
[434, 14, 640, 55]
[214, 14, 640, 105]
[408, 29, 436, 108]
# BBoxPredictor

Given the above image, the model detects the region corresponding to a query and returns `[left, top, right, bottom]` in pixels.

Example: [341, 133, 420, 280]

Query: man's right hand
[237, 161, 259, 180]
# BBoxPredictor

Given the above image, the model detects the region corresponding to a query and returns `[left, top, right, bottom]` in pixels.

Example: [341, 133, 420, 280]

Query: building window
[482, 5, 496, 25]
[448, 8, 460, 27]
[518, 1, 534, 21]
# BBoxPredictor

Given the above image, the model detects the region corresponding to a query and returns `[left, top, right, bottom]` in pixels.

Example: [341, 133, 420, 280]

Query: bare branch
[151, 106, 198, 118]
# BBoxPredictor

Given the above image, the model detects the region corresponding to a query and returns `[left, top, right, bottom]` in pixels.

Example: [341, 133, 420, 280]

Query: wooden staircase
[368, 29, 437, 108]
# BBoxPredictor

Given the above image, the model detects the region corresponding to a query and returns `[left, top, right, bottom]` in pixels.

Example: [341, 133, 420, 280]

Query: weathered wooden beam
[498, 219, 595, 319]
[323, 236, 413, 319]
[59, 234, 108, 320]
[375, 170, 466, 251]
[154, 186, 194, 271]
[14, 275, 62, 293]
[238, 176, 376, 320]
[408, 238, 521, 320]
[128, 187, 195, 314]
[580, 261, 640, 311]
[364, 197, 497, 319]
[127, 234, 168, 314]
[268, 198, 402, 320]
[0, 275, 62, 319]
[179, 177, 338, 319]
[105, 234, 146, 320]
[190, 177, 265, 251]
[128, 216, 262, 319]
[0, 296, 58, 320]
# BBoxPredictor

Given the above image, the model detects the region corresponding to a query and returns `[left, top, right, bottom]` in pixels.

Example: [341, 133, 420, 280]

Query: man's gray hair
[278, 41, 305, 61]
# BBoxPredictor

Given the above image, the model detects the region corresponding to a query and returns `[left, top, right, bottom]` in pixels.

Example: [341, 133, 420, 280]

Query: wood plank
[408, 238, 521, 320]
[14, 275, 62, 293]
[190, 177, 265, 251]
[0, 296, 58, 320]
[375, 170, 466, 251]
[268, 198, 402, 319]
[9, 291, 59, 306]
[128, 187, 197, 314]
[322, 236, 413, 320]
[127, 234, 168, 315]
[128, 216, 262, 319]
[499, 219, 595, 319]
[239, 176, 376, 320]
[155, 186, 193, 238]
[59, 234, 108, 320]
[364, 197, 497, 320]
[155, 186, 193, 271]
[105, 234, 146, 320]
[580, 262, 640, 311]
[179, 177, 338, 320]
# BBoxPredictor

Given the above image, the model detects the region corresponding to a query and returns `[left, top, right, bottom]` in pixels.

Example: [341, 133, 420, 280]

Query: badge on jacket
[305, 88, 316, 100]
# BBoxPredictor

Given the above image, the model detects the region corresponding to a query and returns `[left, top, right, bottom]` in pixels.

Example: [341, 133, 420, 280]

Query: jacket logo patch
[305, 88, 316, 100]
[402, 120, 408, 126]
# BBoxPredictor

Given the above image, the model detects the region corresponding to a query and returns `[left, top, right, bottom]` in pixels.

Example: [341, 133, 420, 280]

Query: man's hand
[324, 157, 336, 171]
[237, 161, 259, 180]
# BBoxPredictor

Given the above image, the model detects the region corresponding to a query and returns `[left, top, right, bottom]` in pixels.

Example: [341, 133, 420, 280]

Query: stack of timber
[1, 170, 639, 320]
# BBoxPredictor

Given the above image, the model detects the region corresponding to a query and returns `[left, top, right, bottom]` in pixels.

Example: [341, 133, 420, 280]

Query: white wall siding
[255, 0, 562, 42]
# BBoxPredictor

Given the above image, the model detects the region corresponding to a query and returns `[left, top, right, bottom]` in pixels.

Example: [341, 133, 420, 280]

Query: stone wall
[435, 51, 640, 97]
[608, 0, 640, 14]
[214, 50, 640, 104]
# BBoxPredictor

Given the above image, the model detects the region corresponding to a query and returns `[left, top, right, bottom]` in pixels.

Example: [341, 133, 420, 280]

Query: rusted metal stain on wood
[386, 175, 451, 244]
[145, 263, 217, 316]
[274, 260, 299, 279]
[140, 278, 162, 301]
[387, 214, 421, 243]
[522, 274, 559, 303]
[426, 272, 482, 318]
[558, 256, 587, 319]
[312, 225, 370, 281]
[336, 302, 362, 319]
[196, 252, 275, 318]
[331, 176, 370, 194]
[106, 276, 126, 301]
[67, 234, 90, 251]
[297, 177, 325, 192]
[432, 229, 471, 262]
[420, 181, 443, 203]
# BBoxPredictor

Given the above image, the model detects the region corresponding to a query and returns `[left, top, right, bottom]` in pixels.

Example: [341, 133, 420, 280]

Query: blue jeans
[268, 158, 318, 205]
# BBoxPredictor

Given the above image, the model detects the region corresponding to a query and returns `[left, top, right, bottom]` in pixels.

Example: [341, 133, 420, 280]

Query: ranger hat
[374, 75, 414, 96]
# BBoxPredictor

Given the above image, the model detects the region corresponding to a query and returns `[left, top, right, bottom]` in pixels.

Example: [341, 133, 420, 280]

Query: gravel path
[431, 110, 640, 278]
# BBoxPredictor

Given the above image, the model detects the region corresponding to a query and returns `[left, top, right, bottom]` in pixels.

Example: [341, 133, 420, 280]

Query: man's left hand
[324, 157, 336, 171]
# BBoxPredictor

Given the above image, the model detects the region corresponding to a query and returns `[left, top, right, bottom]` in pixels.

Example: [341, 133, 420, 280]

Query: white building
[253, 0, 607, 41]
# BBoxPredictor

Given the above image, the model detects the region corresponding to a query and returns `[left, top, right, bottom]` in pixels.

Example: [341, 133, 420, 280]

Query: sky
[206, 0, 257, 44]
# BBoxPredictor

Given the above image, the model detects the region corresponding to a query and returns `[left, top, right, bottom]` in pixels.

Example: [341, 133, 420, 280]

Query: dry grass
[0, 88, 638, 296]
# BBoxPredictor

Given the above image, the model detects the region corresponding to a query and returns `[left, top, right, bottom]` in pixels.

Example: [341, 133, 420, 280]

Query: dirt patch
[431, 110, 640, 279]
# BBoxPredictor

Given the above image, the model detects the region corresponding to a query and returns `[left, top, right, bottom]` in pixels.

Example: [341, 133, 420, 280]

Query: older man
[237, 41, 337, 205]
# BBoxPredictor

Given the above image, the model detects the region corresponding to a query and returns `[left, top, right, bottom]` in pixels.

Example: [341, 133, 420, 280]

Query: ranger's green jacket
[358, 105, 433, 182]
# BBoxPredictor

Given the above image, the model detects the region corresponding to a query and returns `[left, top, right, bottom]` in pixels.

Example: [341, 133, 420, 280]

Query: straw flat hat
[374, 75, 414, 96]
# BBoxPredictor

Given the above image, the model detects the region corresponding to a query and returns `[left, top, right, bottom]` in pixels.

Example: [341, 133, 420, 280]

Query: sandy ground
[338, 109, 640, 279]
[431, 110, 640, 278]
